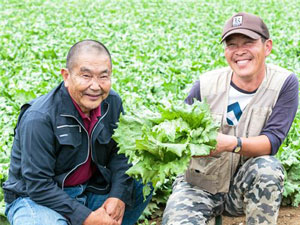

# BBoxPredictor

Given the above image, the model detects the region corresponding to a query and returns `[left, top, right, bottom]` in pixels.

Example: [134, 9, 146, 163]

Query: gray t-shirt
[184, 73, 299, 155]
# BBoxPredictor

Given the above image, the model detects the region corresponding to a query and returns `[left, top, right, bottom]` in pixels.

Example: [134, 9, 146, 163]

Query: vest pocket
[184, 153, 231, 194]
[190, 156, 222, 174]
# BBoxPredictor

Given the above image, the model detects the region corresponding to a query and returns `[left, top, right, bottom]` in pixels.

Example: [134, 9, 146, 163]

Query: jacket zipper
[90, 103, 109, 163]
[59, 115, 89, 191]
[88, 103, 110, 191]
[60, 103, 110, 190]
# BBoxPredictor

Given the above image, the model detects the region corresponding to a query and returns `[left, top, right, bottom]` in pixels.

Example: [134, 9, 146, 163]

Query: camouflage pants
[162, 156, 284, 225]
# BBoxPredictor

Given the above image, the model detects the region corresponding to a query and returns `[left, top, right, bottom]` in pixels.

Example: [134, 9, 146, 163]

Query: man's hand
[210, 133, 237, 156]
[193, 133, 237, 157]
[83, 207, 119, 225]
[102, 197, 125, 224]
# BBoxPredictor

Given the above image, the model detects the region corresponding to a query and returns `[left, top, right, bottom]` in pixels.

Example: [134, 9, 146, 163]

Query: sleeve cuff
[66, 202, 92, 225]
[260, 132, 278, 155]
[108, 183, 134, 207]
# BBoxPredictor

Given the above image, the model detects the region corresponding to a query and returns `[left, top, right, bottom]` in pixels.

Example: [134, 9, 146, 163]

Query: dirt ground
[149, 206, 300, 225]
[222, 206, 300, 225]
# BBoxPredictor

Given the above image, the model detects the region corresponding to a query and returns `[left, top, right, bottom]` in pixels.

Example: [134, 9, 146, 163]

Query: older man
[162, 12, 299, 224]
[3, 40, 151, 225]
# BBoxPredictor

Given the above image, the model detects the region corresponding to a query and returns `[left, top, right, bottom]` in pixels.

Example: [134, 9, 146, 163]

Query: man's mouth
[85, 93, 102, 100]
[235, 59, 251, 66]
[237, 59, 249, 64]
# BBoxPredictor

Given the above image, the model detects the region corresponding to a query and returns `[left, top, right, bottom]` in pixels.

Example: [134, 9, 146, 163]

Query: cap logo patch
[232, 16, 243, 27]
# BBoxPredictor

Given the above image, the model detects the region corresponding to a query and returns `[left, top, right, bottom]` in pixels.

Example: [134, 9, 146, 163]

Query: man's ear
[265, 39, 273, 57]
[61, 68, 70, 87]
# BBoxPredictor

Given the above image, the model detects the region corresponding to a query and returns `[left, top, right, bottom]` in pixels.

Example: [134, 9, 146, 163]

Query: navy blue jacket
[3, 82, 134, 225]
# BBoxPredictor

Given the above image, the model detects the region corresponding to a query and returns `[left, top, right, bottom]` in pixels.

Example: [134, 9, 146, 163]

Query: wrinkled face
[62, 52, 111, 115]
[224, 34, 272, 80]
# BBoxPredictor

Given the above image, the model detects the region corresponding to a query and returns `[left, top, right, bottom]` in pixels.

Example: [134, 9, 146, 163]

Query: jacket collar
[58, 82, 82, 119]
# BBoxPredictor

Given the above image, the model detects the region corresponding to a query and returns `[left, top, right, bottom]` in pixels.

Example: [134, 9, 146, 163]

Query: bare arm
[211, 133, 271, 157]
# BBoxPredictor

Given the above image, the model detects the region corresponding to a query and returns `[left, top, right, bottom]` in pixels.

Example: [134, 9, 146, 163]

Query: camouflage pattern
[162, 156, 284, 225]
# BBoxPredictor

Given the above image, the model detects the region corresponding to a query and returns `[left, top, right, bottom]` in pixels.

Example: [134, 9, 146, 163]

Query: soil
[222, 206, 300, 225]
[148, 206, 300, 225]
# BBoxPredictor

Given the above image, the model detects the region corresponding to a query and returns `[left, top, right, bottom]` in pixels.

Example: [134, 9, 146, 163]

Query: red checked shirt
[64, 99, 101, 187]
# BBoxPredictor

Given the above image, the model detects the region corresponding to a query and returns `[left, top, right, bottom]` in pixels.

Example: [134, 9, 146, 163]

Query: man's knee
[242, 156, 284, 209]
[163, 199, 207, 225]
[246, 156, 284, 186]
[6, 197, 68, 225]
[162, 178, 221, 225]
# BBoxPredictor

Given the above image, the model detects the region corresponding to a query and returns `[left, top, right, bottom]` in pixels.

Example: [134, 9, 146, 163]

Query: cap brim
[221, 29, 261, 43]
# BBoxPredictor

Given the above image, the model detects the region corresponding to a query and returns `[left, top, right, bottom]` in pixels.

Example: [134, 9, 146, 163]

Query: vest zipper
[230, 127, 237, 181]
[241, 131, 250, 165]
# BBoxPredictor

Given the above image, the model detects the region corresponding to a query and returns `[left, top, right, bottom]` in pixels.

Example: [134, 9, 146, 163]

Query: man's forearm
[239, 135, 271, 157]
[214, 133, 271, 157]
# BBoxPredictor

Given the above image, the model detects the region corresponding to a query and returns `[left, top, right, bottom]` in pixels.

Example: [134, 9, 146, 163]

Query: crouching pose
[3, 40, 151, 225]
[163, 12, 298, 225]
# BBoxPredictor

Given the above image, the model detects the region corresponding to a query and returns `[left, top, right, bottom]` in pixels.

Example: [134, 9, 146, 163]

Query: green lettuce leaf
[112, 99, 219, 196]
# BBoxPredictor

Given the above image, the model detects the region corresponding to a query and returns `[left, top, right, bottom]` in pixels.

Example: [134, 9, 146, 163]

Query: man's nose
[234, 45, 247, 55]
[89, 78, 101, 90]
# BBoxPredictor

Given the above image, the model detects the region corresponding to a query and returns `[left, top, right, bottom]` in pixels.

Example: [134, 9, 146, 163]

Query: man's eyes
[226, 41, 255, 49]
[226, 43, 236, 48]
[100, 74, 109, 78]
[245, 41, 254, 45]
[80, 74, 110, 80]
[82, 74, 92, 79]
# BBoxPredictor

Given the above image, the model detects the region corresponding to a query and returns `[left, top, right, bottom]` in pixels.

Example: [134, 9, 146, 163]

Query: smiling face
[62, 51, 112, 116]
[224, 34, 272, 82]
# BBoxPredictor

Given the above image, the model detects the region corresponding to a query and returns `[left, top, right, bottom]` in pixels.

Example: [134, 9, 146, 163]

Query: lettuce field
[0, 0, 299, 223]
